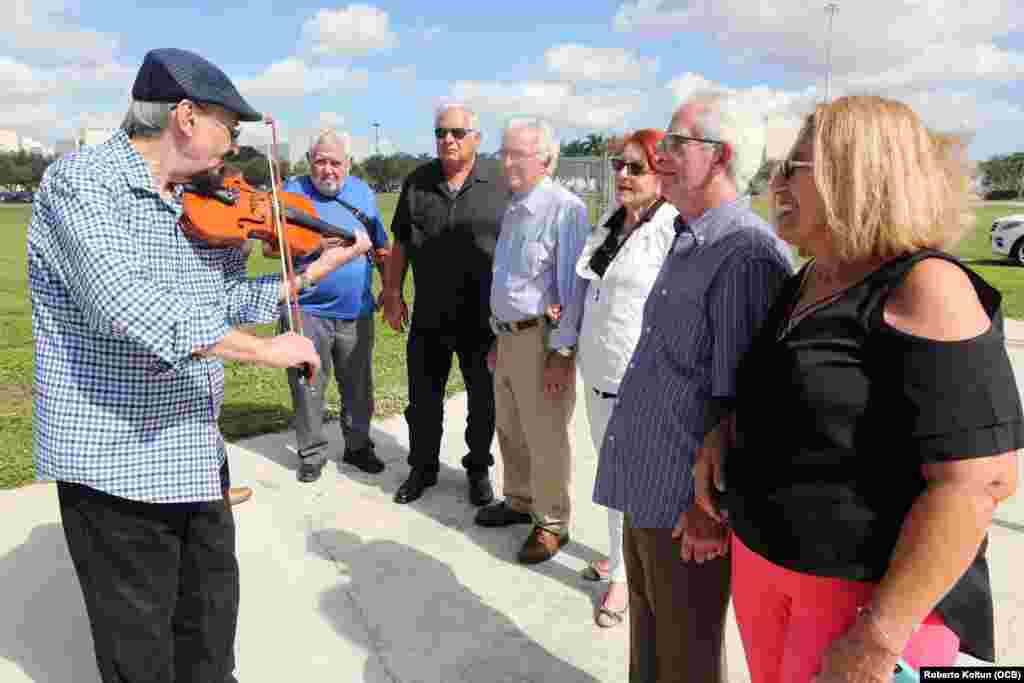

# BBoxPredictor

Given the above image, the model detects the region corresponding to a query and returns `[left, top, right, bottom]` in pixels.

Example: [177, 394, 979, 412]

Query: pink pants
[731, 534, 960, 682]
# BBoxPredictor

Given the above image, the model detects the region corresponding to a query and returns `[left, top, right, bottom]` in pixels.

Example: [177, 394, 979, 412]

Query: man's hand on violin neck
[262, 332, 321, 371]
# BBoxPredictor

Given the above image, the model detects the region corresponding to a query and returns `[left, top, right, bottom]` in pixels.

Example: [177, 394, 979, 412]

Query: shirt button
[645, 326, 651, 333]
[661, 289, 667, 296]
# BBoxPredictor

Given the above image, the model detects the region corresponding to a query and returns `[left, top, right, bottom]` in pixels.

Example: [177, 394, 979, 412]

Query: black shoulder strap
[865, 249, 1002, 331]
[333, 196, 377, 233]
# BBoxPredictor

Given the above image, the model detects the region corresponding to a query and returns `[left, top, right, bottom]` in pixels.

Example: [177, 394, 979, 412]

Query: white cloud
[5, 0, 119, 63]
[844, 42, 1024, 91]
[613, 0, 1023, 79]
[349, 133, 394, 160]
[302, 5, 398, 56]
[545, 44, 659, 83]
[78, 111, 124, 130]
[452, 80, 647, 130]
[237, 57, 370, 98]
[0, 57, 57, 101]
[0, 103, 62, 143]
[315, 112, 345, 128]
[664, 70, 1024, 158]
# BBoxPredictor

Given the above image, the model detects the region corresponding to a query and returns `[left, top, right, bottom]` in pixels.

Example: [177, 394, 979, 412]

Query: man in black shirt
[382, 103, 507, 506]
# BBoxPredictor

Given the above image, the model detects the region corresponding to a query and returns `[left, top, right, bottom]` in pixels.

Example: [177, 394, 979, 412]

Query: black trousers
[57, 482, 239, 683]
[404, 327, 495, 475]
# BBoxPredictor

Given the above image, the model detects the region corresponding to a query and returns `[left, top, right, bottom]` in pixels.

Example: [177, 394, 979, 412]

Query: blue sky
[5, 0, 1023, 161]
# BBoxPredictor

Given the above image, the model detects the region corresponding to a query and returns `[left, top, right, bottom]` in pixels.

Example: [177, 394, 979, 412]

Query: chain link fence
[554, 155, 616, 226]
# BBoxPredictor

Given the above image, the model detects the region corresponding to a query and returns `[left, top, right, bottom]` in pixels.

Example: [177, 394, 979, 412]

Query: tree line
[978, 153, 1024, 200]
[5, 139, 1019, 201]
[0, 150, 52, 190]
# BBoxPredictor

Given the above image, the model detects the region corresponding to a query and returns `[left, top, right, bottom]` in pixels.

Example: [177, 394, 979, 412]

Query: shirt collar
[676, 195, 752, 244]
[436, 156, 491, 193]
[115, 130, 160, 195]
[509, 176, 552, 215]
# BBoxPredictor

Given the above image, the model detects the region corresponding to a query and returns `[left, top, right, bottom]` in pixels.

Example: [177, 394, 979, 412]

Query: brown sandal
[595, 598, 628, 628]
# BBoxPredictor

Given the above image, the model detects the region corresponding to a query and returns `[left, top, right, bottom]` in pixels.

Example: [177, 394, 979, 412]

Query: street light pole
[825, 3, 839, 102]
[372, 122, 381, 156]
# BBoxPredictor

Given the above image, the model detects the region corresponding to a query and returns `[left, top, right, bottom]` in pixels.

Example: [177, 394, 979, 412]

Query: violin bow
[265, 116, 315, 389]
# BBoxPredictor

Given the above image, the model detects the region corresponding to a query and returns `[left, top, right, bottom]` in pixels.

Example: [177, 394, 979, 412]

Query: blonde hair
[805, 95, 972, 261]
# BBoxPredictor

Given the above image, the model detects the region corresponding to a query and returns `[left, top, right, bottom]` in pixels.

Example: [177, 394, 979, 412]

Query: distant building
[79, 127, 116, 147]
[0, 129, 19, 154]
[54, 139, 78, 157]
[21, 138, 45, 155]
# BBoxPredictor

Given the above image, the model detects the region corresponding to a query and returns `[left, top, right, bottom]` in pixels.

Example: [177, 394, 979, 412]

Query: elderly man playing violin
[279, 129, 390, 483]
[27, 48, 370, 683]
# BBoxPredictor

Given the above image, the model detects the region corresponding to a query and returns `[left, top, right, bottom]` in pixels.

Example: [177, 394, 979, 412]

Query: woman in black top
[693, 96, 1021, 681]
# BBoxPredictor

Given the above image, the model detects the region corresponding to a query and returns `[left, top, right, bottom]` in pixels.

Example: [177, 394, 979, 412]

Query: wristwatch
[553, 346, 575, 358]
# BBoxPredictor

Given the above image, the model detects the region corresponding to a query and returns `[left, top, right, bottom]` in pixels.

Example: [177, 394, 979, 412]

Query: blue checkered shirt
[28, 130, 283, 503]
[593, 197, 793, 528]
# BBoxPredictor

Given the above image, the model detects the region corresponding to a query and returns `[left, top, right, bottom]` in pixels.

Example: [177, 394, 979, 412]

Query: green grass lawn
[2, 199, 1023, 488]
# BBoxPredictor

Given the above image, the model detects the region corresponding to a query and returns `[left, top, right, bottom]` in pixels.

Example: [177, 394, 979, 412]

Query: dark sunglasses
[773, 159, 813, 180]
[434, 127, 476, 140]
[609, 157, 650, 176]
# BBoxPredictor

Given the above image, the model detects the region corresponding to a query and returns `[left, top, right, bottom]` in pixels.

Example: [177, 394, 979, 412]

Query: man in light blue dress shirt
[474, 118, 589, 565]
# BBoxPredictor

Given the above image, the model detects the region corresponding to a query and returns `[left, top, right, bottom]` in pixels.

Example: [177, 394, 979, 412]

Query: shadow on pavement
[243, 417, 606, 606]
[0, 523, 98, 682]
[309, 528, 602, 683]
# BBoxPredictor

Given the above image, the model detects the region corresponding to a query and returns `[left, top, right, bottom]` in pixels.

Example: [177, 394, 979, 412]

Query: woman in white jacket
[575, 129, 679, 627]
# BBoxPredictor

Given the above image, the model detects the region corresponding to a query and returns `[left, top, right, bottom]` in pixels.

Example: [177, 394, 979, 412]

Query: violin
[179, 173, 355, 256]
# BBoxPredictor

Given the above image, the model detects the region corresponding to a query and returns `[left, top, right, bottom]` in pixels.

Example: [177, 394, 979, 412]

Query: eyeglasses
[497, 148, 541, 163]
[772, 159, 814, 181]
[657, 133, 723, 157]
[178, 101, 241, 142]
[435, 127, 476, 140]
[609, 157, 650, 176]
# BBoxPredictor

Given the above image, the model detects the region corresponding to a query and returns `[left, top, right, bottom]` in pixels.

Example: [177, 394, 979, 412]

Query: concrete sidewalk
[3, 374, 1024, 681]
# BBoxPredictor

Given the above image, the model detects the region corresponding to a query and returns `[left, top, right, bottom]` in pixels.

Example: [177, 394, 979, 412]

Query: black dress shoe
[394, 468, 438, 504]
[342, 444, 385, 474]
[467, 474, 494, 507]
[297, 457, 325, 483]
[474, 501, 533, 527]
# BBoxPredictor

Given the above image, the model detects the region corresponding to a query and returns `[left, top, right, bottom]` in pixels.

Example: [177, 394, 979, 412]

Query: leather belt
[593, 388, 617, 399]
[490, 316, 544, 335]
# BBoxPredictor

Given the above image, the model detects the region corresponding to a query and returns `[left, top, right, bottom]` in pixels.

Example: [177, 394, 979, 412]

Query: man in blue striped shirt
[28, 49, 370, 683]
[475, 118, 589, 565]
[593, 93, 792, 682]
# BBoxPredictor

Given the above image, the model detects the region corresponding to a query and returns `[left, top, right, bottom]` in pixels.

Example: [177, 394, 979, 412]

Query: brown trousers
[493, 324, 575, 533]
[624, 518, 731, 683]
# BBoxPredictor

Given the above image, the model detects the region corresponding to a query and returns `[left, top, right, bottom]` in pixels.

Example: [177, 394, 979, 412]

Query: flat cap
[132, 48, 262, 122]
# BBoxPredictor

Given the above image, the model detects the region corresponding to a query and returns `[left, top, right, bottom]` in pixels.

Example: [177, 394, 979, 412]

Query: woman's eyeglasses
[435, 127, 476, 140]
[773, 159, 814, 181]
[610, 157, 650, 176]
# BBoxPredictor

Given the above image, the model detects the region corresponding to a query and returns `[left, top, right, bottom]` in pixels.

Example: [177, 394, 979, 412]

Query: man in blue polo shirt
[282, 129, 389, 482]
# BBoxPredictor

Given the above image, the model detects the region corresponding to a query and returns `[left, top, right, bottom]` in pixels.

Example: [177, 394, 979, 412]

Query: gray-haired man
[282, 129, 390, 483]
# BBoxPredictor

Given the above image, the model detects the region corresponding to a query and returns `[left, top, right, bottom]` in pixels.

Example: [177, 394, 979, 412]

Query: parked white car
[991, 214, 1024, 264]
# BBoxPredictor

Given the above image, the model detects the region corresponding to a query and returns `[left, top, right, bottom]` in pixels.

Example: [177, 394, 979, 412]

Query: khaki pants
[624, 519, 731, 683]
[494, 325, 574, 533]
